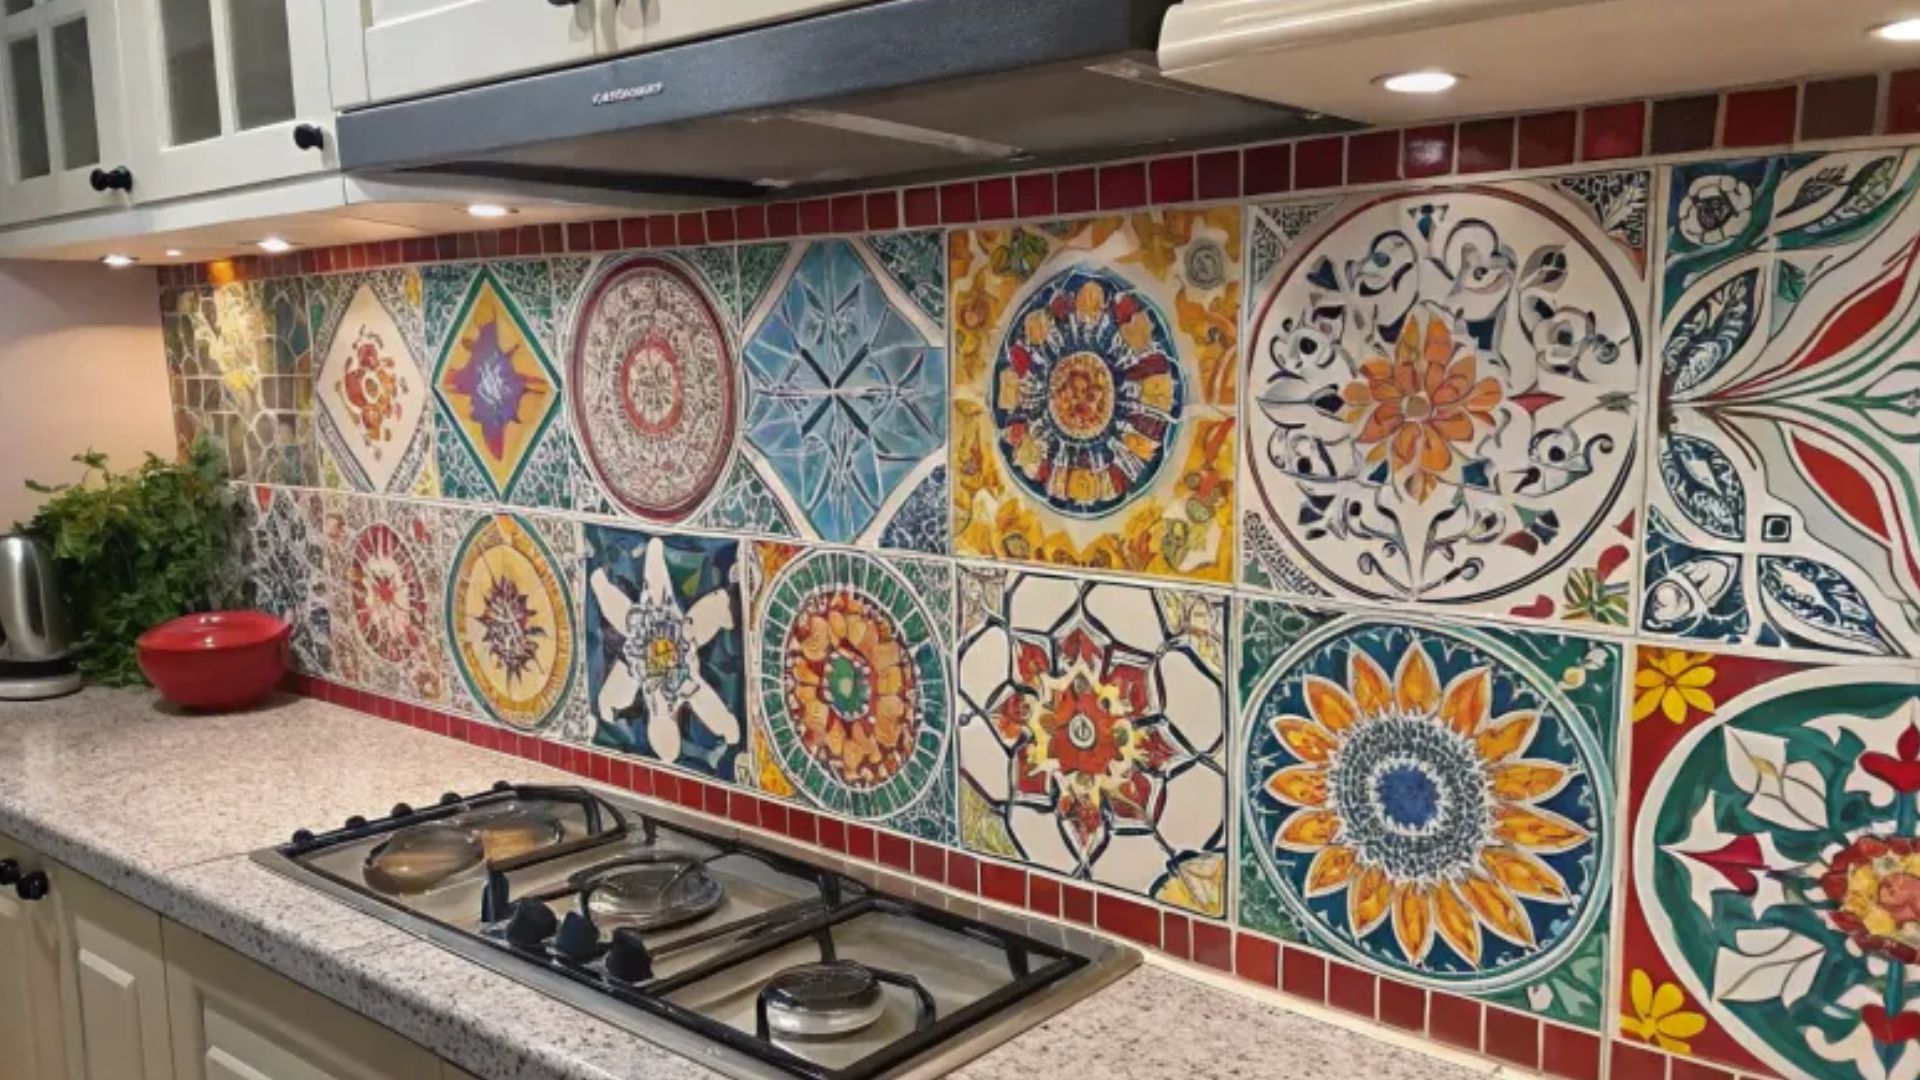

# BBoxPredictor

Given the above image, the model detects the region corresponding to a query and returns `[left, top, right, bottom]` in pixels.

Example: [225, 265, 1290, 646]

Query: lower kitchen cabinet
[0, 830, 478, 1080]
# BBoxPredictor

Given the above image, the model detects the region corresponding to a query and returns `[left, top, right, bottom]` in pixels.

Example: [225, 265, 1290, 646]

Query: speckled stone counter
[0, 688, 1505, 1080]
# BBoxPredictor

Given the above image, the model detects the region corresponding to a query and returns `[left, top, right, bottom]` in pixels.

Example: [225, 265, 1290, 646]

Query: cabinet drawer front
[363, 0, 596, 103]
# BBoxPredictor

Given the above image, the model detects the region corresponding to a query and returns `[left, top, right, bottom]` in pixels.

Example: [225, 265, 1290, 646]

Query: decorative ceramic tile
[241, 485, 330, 675]
[427, 261, 570, 508]
[1242, 171, 1650, 628]
[562, 252, 741, 525]
[1644, 150, 1920, 657]
[583, 524, 748, 783]
[1237, 596, 1619, 1029]
[954, 565, 1229, 916]
[161, 280, 316, 483]
[740, 236, 949, 553]
[951, 212, 1240, 583]
[1621, 646, 1920, 1078]
[309, 270, 437, 496]
[747, 544, 953, 842]
[444, 512, 579, 731]
[320, 493, 450, 703]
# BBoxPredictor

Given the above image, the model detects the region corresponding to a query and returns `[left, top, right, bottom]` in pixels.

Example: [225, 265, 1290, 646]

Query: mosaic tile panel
[309, 270, 437, 496]
[954, 565, 1229, 916]
[1621, 647, 1920, 1079]
[951, 212, 1240, 583]
[162, 280, 315, 484]
[320, 493, 451, 704]
[240, 485, 330, 675]
[741, 235, 949, 553]
[1644, 150, 1920, 657]
[1242, 171, 1650, 628]
[747, 544, 954, 843]
[427, 261, 570, 508]
[583, 523, 749, 784]
[1237, 596, 1619, 1030]
[444, 511, 580, 732]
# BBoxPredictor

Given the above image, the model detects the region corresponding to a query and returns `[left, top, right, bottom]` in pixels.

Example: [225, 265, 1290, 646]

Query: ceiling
[1159, 0, 1920, 123]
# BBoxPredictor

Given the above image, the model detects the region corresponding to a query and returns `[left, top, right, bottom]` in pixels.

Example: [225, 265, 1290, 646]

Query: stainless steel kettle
[0, 534, 73, 662]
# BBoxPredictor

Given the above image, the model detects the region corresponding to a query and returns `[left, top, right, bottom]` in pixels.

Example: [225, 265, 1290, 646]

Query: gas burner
[755, 961, 938, 1042]
[466, 804, 566, 862]
[577, 855, 725, 932]
[364, 823, 483, 895]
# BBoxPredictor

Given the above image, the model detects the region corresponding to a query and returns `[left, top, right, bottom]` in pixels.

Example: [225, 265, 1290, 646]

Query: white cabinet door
[0, 0, 129, 225]
[601, 0, 872, 53]
[360, 0, 598, 104]
[0, 835, 69, 1080]
[162, 921, 440, 1080]
[55, 865, 174, 1080]
[118, 0, 332, 203]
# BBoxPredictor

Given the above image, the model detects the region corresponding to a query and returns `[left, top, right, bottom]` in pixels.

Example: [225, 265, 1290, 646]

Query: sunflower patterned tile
[583, 523, 749, 784]
[1620, 645, 1920, 1079]
[427, 260, 571, 509]
[444, 511, 580, 732]
[1644, 151, 1920, 657]
[241, 485, 331, 676]
[740, 236, 949, 554]
[1236, 596, 1620, 1030]
[951, 211, 1240, 583]
[320, 493, 451, 705]
[1242, 172, 1650, 628]
[310, 270, 438, 497]
[747, 545, 954, 843]
[163, 279, 317, 484]
[954, 565, 1229, 917]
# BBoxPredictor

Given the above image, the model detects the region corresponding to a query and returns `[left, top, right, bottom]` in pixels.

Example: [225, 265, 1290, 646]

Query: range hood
[335, 0, 1347, 204]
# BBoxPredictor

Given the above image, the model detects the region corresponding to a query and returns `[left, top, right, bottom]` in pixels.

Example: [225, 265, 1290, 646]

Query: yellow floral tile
[950, 211, 1240, 583]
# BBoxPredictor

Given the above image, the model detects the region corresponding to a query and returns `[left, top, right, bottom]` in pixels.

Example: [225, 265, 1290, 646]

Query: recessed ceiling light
[164, 249, 183, 258]
[1874, 17, 1920, 41]
[257, 237, 293, 253]
[1379, 70, 1459, 94]
[100, 253, 136, 267]
[467, 203, 513, 219]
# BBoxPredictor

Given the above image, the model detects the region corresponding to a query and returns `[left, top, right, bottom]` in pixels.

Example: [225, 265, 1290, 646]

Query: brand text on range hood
[334, 0, 1345, 201]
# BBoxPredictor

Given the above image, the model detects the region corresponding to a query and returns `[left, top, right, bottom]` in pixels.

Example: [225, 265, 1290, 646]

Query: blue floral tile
[584, 524, 749, 783]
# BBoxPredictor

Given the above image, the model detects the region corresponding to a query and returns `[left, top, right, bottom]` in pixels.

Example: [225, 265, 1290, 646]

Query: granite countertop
[0, 688, 1510, 1080]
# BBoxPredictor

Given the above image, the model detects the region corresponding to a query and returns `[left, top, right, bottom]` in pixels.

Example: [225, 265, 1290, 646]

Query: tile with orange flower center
[1237, 596, 1620, 1030]
[1242, 172, 1650, 629]
[955, 566, 1229, 916]
[1623, 645, 1920, 1080]
[950, 211, 1240, 584]
[745, 544, 955, 843]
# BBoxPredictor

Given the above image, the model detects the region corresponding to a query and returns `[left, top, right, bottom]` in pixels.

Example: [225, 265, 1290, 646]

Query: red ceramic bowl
[137, 611, 291, 712]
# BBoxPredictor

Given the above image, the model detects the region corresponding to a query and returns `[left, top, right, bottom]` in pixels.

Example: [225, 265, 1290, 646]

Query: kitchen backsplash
[160, 79, 1920, 1080]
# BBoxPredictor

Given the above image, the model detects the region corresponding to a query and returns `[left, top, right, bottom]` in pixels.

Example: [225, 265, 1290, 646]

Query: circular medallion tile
[569, 256, 737, 521]
[989, 266, 1185, 519]
[347, 522, 429, 665]
[1241, 616, 1612, 990]
[756, 549, 948, 820]
[447, 514, 576, 730]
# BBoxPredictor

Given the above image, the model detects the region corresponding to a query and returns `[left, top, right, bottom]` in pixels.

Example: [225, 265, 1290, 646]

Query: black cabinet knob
[88, 166, 132, 193]
[292, 124, 325, 151]
[0, 859, 18, 886]
[548, 0, 582, 6]
[15, 871, 48, 902]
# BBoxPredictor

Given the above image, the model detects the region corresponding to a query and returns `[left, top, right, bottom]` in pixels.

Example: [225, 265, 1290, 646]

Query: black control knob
[391, 802, 414, 819]
[15, 871, 48, 902]
[553, 911, 599, 962]
[346, 815, 368, 829]
[605, 927, 653, 982]
[88, 166, 132, 193]
[505, 901, 558, 949]
[292, 124, 325, 151]
[0, 859, 18, 886]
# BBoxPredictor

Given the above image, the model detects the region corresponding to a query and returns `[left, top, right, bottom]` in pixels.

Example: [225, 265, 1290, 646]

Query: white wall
[0, 260, 174, 529]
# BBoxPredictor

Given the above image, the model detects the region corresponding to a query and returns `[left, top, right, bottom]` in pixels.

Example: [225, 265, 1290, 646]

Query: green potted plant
[18, 439, 242, 686]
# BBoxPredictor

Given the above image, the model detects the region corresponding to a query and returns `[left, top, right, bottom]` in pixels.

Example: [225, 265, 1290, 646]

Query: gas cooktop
[253, 783, 1137, 1080]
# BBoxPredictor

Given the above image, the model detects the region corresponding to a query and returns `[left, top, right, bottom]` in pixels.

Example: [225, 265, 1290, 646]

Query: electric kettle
[0, 534, 80, 699]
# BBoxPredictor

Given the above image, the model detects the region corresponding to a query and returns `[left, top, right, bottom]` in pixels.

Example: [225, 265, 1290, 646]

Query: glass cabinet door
[0, 0, 127, 225]
[120, 0, 333, 202]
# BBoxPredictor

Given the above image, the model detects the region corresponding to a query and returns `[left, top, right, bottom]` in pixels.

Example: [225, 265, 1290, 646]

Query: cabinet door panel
[361, 0, 596, 104]
[57, 865, 173, 1080]
[0, 835, 68, 1080]
[0, 0, 130, 225]
[602, 0, 872, 53]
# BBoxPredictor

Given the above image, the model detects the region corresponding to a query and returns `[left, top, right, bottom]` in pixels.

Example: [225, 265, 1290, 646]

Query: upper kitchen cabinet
[359, 0, 597, 104]
[0, 0, 131, 225]
[599, 0, 873, 51]
[117, 0, 334, 203]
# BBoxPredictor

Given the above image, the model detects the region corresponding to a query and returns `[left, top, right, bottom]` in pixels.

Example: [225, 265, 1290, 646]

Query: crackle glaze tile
[242, 484, 333, 676]
[309, 269, 438, 497]
[1242, 171, 1650, 629]
[162, 278, 316, 484]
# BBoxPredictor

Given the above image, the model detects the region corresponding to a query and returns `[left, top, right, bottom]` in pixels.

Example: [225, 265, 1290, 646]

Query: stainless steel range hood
[335, 0, 1347, 205]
